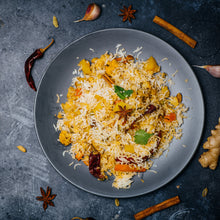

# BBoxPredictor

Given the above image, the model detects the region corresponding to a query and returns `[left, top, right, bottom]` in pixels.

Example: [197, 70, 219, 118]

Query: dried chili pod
[128, 104, 156, 131]
[89, 152, 104, 179]
[24, 38, 54, 91]
[144, 104, 157, 114]
[142, 130, 162, 162]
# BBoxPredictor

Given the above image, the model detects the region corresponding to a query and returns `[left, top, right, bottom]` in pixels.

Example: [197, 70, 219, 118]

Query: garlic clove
[74, 3, 101, 23]
[193, 65, 220, 78]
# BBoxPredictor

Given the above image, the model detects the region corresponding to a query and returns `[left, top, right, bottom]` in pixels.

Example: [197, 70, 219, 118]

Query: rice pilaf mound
[56, 46, 187, 189]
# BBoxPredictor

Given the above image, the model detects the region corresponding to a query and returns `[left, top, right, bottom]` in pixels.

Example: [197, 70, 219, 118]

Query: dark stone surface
[0, 0, 220, 219]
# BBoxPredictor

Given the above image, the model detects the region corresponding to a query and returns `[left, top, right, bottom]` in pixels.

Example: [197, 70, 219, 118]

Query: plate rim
[34, 28, 205, 198]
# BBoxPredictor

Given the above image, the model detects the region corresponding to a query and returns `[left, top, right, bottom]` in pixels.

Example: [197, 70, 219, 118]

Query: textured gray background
[0, 0, 220, 219]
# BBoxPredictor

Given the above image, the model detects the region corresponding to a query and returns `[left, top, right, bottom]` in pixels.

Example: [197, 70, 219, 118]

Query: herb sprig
[114, 85, 133, 100]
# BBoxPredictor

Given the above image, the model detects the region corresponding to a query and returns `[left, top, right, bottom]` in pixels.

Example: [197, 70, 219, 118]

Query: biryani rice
[55, 46, 187, 189]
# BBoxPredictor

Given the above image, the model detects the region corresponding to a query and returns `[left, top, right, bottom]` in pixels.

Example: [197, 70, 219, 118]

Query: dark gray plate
[35, 28, 204, 198]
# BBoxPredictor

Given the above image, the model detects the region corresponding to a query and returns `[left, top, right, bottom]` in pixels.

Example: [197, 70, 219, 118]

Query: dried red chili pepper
[126, 104, 156, 131]
[142, 130, 162, 161]
[24, 38, 54, 91]
[89, 152, 105, 180]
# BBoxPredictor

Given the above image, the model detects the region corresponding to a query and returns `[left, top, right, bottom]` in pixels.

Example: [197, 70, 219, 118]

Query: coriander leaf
[114, 85, 133, 100]
[134, 130, 153, 145]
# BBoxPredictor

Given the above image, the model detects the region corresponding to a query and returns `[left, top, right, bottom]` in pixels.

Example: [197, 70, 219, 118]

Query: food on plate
[55, 46, 187, 189]
[199, 117, 220, 170]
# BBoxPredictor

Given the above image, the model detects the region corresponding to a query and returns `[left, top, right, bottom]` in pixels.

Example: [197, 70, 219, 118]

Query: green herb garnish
[134, 129, 153, 145]
[114, 85, 133, 100]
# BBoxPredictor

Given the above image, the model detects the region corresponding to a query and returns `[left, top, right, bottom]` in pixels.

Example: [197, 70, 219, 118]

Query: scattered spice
[115, 198, 120, 207]
[153, 16, 197, 48]
[202, 187, 208, 197]
[102, 73, 115, 86]
[17, 145, 27, 153]
[176, 185, 180, 189]
[53, 16, 59, 28]
[134, 196, 181, 220]
[36, 186, 56, 211]
[25, 38, 54, 91]
[193, 65, 220, 78]
[115, 105, 133, 125]
[119, 5, 136, 23]
[74, 3, 101, 23]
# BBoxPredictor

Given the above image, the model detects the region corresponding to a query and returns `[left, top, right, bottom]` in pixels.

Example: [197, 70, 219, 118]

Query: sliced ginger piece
[199, 117, 220, 170]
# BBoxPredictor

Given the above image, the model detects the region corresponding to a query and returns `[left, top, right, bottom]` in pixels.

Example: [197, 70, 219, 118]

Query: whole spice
[53, 16, 59, 28]
[134, 196, 180, 220]
[102, 73, 115, 86]
[193, 65, 220, 78]
[202, 187, 208, 197]
[89, 152, 105, 179]
[17, 145, 27, 153]
[115, 198, 120, 207]
[25, 38, 54, 91]
[153, 16, 197, 48]
[115, 105, 133, 125]
[119, 5, 136, 23]
[36, 186, 56, 211]
[74, 3, 101, 23]
[176, 92, 182, 103]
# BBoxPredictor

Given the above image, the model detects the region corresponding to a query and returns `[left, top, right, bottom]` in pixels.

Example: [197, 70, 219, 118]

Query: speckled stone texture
[0, 0, 220, 219]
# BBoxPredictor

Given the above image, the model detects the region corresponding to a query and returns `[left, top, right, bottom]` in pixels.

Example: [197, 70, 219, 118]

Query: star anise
[119, 5, 136, 23]
[36, 186, 56, 211]
[115, 105, 133, 125]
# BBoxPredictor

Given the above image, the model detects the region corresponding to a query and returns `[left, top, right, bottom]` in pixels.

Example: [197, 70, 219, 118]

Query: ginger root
[199, 118, 220, 170]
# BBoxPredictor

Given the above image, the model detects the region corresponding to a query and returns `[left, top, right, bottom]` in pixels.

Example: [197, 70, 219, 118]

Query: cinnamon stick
[153, 16, 197, 48]
[102, 73, 114, 86]
[134, 195, 180, 220]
